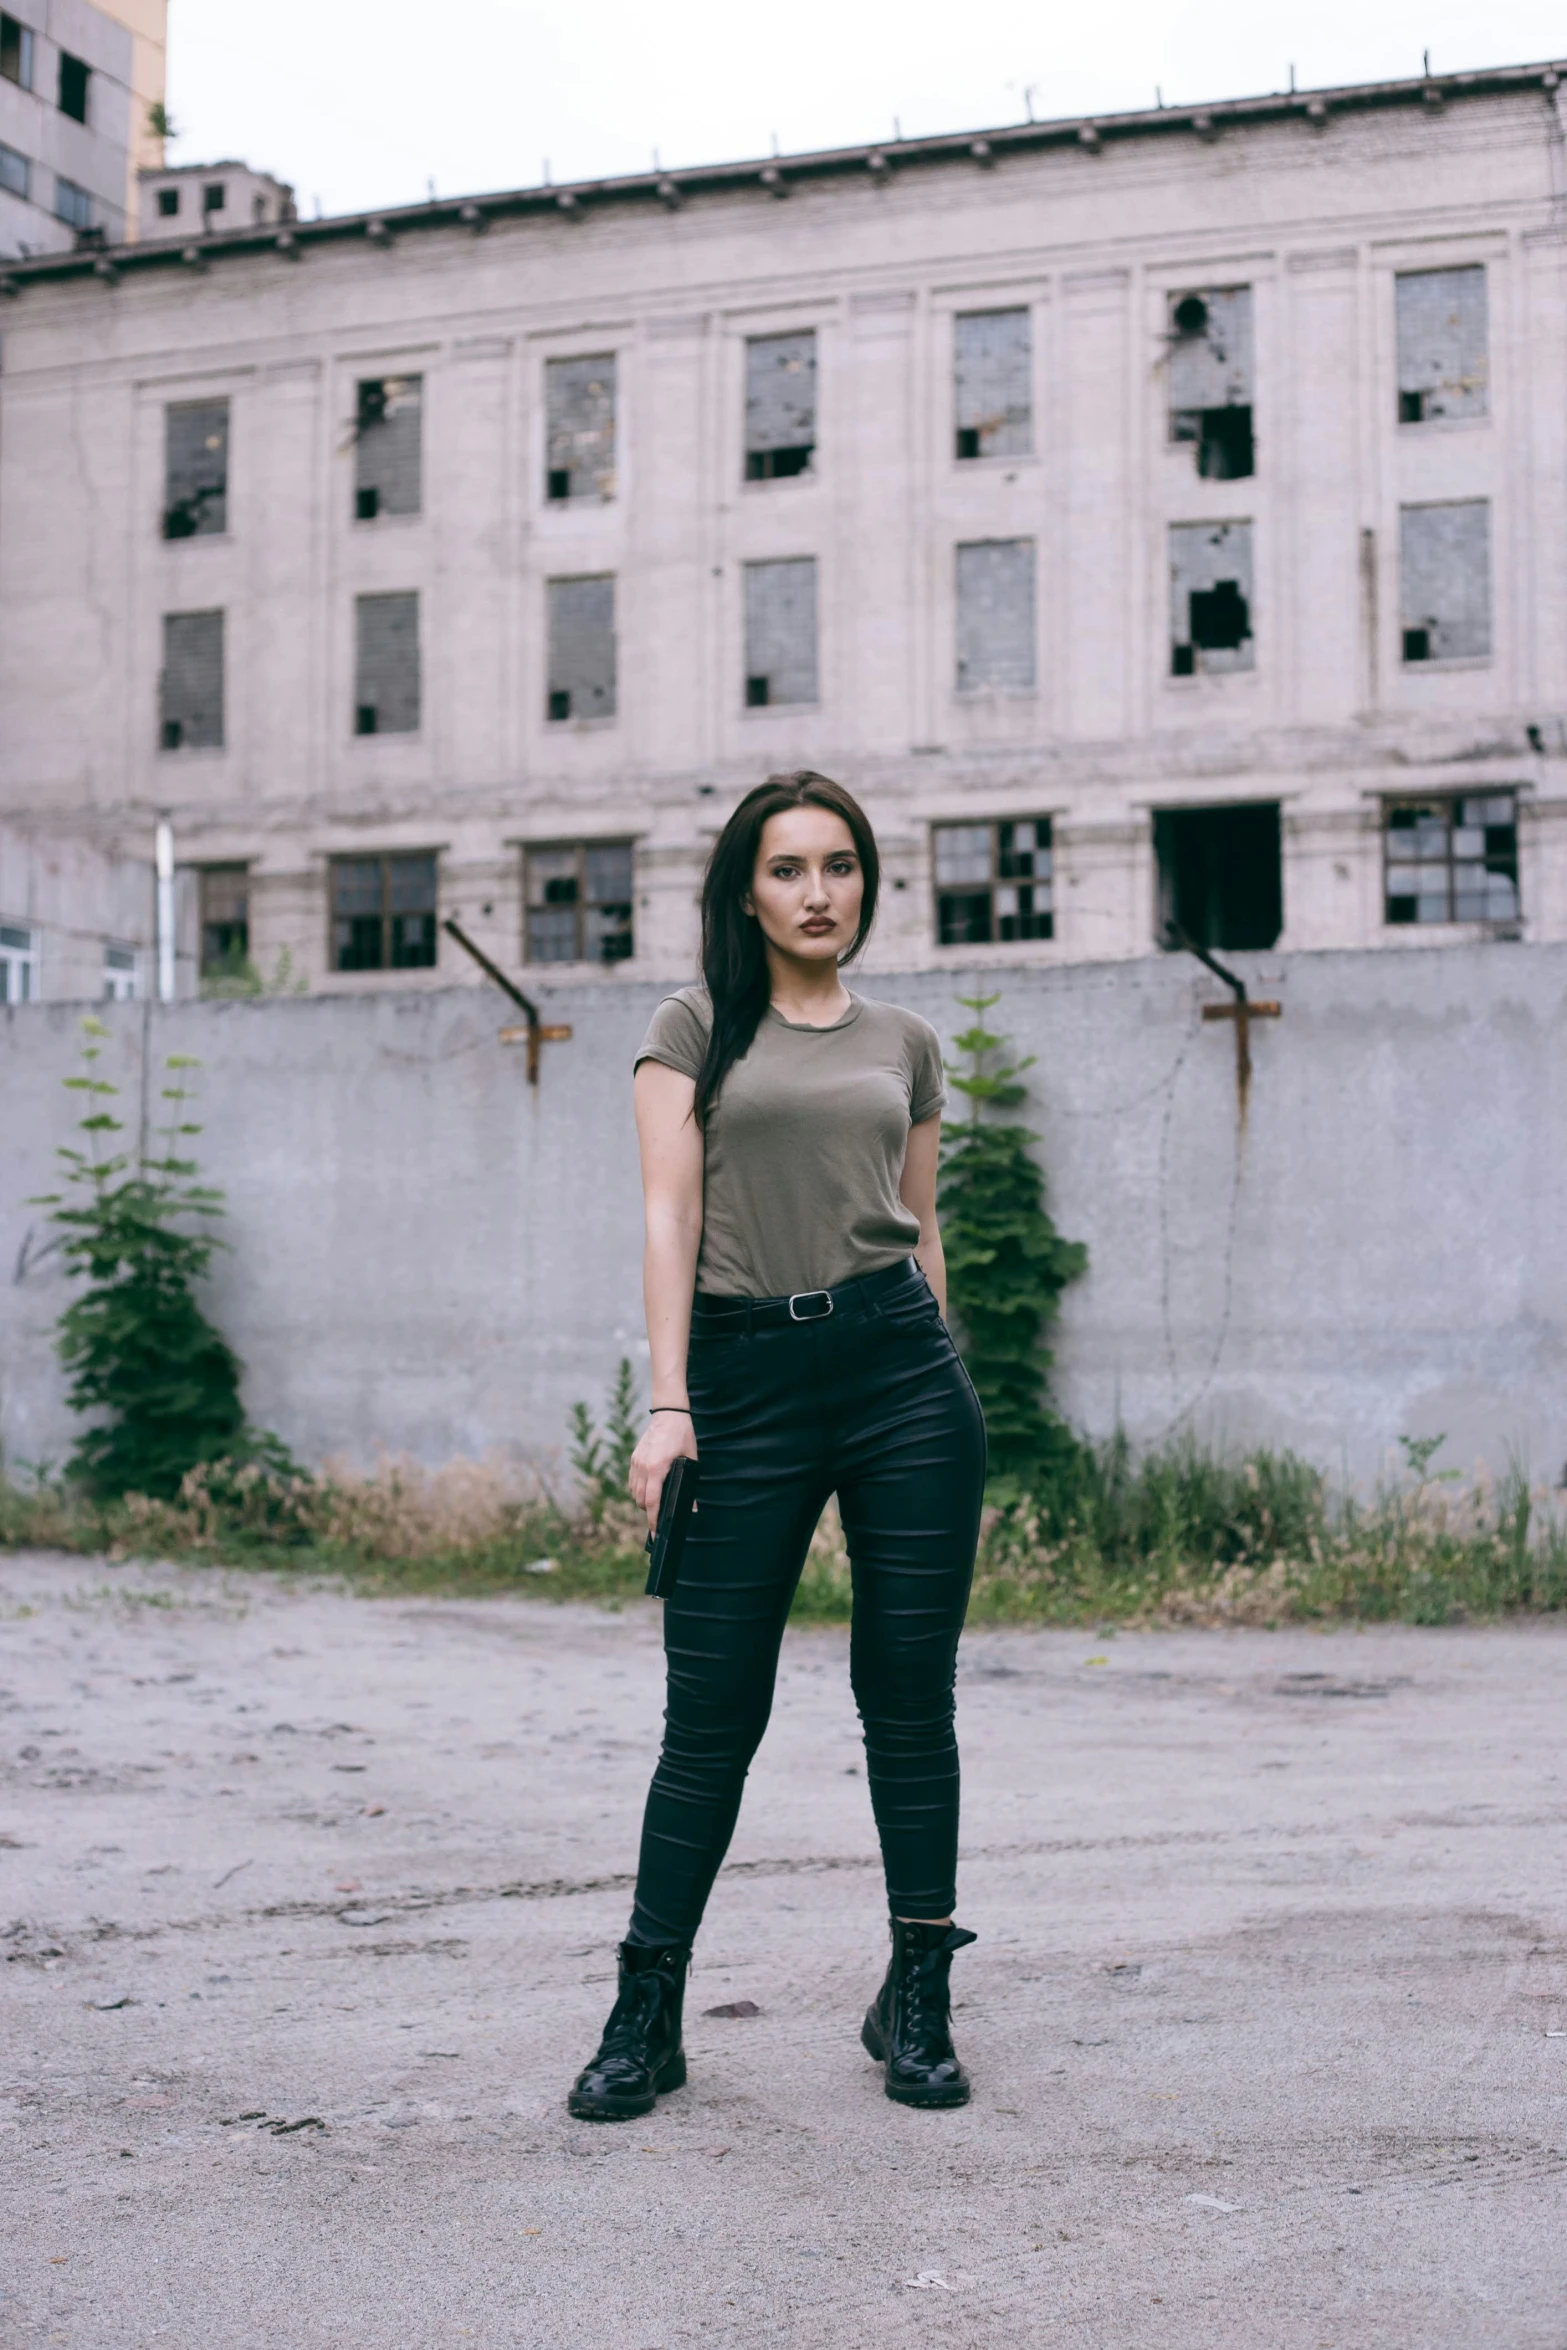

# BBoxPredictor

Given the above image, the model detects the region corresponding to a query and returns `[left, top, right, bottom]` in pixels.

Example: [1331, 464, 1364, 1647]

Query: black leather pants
[628, 1259, 987, 1944]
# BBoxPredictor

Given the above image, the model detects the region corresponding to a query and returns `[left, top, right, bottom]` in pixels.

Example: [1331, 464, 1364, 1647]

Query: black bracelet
[648, 1405, 692, 1416]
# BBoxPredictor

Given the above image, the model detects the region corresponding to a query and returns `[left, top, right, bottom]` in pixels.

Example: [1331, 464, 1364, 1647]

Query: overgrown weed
[4, 1430, 1563, 1627]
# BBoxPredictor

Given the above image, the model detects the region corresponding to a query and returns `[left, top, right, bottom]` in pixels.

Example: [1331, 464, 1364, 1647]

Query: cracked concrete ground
[1, 1550, 1564, 2350]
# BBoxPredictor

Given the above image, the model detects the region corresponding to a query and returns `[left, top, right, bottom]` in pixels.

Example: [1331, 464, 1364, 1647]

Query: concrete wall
[2, 79, 1566, 992]
[0, 819, 154, 1000]
[4, 941, 1563, 1492]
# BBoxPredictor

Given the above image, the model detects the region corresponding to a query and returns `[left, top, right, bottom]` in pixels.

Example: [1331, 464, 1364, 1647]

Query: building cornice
[2, 60, 1563, 298]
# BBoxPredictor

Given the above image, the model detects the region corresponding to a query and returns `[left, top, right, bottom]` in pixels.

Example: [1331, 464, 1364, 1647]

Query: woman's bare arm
[628, 1059, 703, 1528]
[899, 1115, 947, 1319]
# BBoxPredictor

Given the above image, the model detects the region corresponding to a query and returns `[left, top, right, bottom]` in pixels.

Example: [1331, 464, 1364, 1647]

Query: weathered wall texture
[0, 821, 154, 1001]
[4, 943, 1563, 1491]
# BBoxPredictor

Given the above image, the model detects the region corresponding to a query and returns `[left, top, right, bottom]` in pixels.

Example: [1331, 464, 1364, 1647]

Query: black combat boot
[861, 1919, 977, 2108]
[567, 1939, 691, 2121]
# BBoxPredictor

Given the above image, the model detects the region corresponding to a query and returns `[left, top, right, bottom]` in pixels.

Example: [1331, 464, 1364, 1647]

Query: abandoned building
[1, 60, 1565, 1001]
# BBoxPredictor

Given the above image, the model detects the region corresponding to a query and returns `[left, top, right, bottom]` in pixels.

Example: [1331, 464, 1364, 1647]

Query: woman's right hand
[629, 1411, 699, 1533]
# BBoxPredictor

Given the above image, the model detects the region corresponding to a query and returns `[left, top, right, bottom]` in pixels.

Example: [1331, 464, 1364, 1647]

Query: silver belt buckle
[788, 1289, 834, 1322]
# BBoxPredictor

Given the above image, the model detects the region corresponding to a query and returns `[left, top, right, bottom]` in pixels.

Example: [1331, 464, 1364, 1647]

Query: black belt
[691, 1256, 918, 1336]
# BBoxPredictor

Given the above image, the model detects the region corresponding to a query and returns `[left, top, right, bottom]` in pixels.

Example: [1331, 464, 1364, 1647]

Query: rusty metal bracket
[1168, 925, 1280, 1120]
[442, 918, 572, 1085]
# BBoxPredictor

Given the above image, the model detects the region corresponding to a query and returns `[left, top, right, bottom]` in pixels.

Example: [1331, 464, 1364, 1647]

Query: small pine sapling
[938, 993, 1088, 1487]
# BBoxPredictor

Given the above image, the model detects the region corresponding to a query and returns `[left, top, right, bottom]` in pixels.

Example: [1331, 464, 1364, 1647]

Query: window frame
[0, 141, 30, 202]
[543, 350, 618, 505]
[0, 920, 39, 1003]
[352, 373, 424, 524]
[522, 838, 636, 967]
[952, 305, 1034, 465]
[102, 944, 139, 1002]
[352, 590, 422, 737]
[0, 14, 36, 92]
[199, 864, 250, 978]
[544, 572, 618, 725]
[931, 817, 1055, 949]
[162, 396, 230, 541]
[159, 608, 226, 753]
[1398, 498, 1493, 668]
[1168, 518, 1257, 679]
[1165, 285, 1256, 480]
[328, 851, 440, 974]
[741, 554, 820, 711]
[1381, 792, 1520, 929]
[56, 47, 88, 122]
[53, 174, 92, 231]
[1394, 262, 1489, 429]
[742, 327, 819, 485]
[954, 536, 1037, 695]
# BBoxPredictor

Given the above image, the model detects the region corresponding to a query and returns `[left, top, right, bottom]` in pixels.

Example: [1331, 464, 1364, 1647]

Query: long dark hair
[694, 770, 880, 1122]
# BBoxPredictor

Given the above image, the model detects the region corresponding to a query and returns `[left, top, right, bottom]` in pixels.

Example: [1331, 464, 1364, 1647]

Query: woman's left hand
[630, 1410, 699, 1533]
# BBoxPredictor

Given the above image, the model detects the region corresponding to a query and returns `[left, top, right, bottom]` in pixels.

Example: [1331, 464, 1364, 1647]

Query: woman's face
[745, 806, 865, 967]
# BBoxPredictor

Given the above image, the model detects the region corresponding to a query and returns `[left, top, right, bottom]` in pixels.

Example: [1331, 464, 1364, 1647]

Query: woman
[567, 771, 987, 2122]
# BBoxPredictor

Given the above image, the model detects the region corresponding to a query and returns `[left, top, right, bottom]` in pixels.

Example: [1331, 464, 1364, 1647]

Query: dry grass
[4, 1440, 1565, 1628]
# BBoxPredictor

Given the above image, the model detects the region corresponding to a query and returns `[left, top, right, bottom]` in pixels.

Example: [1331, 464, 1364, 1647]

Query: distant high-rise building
[0, 0, 166, 256]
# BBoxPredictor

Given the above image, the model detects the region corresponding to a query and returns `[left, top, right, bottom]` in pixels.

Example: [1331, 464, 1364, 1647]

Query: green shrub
[938, 993, 1088, 1484]
[29, 1021, 281, 1501]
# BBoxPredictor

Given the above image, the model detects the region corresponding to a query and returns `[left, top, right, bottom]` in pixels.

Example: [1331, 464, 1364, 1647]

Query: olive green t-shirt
[633, 987, 947, 1299]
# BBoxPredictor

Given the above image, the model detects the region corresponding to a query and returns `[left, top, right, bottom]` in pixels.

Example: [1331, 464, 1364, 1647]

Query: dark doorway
[1155, 802, 1282, 951]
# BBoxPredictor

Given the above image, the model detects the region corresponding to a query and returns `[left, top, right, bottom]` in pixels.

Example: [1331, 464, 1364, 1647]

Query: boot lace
[899, 1944, 955, 2054]
[596, 1968, 666, 2063]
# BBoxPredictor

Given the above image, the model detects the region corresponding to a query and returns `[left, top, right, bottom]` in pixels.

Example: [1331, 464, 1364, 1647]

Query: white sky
[165, 0, 1566, 219]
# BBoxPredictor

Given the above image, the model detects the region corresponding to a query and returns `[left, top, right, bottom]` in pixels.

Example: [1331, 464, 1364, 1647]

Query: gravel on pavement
[1, 1551, 1564, 2348]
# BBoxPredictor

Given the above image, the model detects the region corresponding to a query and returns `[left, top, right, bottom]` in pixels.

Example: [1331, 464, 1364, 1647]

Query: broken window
[1170, 521, 1255, 676]
[57, 49, 87, 122]
[954, 308, 1032, 461]
[743, 557, 818, 707]
[1400, 500, 1491, 663]
[354, 376, 422, 521]
[1155, 803, 1281, 951]
[955, 539, 1036, 692]
[163, 400, 229, 539]
[1384, 794, 1518, 926]
[102, 944, 139, 1001]
[1167, 287, 1254, 479]
[744, 330, 816, 481]
[546, 575, 616, 723]
[330, 852, 437, 972]
[0, 143, 28, 201]
[354, 592, 420, 735]
[160, 611, 225, 751]
[1, 15, 35, 90]
[1396, 266, 1487, 425]
[545, 354, 616, 502]
[524, 840, 634, 965]
[200, 865, 250, 977]
[157, 185, 179, 217]
[54, 176, 92, 231]
[933, 819, 1052, 945]
[0, 922, 38, 1003]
